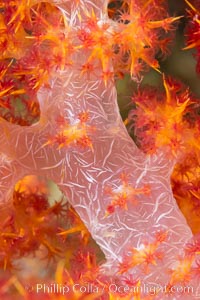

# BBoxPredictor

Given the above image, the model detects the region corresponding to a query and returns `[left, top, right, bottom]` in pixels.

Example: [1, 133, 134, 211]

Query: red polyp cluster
[105, 172, 150, 215]
[0, 0, 180, 128]
[43, 111, 95, 150]
[0, 0, 180, 93]
[185, 0, 200, 73]
[171, 152, 200, 232]
[0, 1, 73, 125]
[118, 230, 168, 275]
[0, 175, 104, 285]
[107, 0, 179, 79]
[128, 76, 199, 159]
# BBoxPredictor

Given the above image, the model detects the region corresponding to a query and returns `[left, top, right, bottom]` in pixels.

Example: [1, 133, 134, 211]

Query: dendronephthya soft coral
[0, 0, 200, 299]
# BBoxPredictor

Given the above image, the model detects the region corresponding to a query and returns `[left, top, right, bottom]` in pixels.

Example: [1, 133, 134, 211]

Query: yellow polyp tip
[90, 145, 94, 153]
[172, 16, 184, 21]
[182, 42, 200, 50]
[104, 212, 110, 218]
[42, 141, 51, 148]
[55, 260, 65, 284]
[162, 74, 171, 103]
[25, 36, 36, 39]
[4, 259, 7, 271]
[57, 144, 64, 150]
[14, 22, 21, 34]
[83, 7, 89, 17]
[155, 67, 161, 74]
[185, 0, 200, 14]
[77, 12, 82, 22]
[91, 8, 95, 18]
[10, 89, 26, 96]
[13, 278, 26, 296]
[124, 118, 129, 126]
[57, 231, 66, 236]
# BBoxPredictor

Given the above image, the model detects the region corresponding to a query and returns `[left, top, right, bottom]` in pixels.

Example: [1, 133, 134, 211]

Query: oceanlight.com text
[34, 282, 194, 296]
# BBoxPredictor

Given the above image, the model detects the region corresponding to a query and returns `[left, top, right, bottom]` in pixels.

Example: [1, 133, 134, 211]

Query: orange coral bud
[43, 112, 94, 150]
[118, 231, 167, 275]
[105, 173, 151, 215]
[169, 256, 194, 285]
[128, 76, 195, 158]
[78, 111, 90, 123]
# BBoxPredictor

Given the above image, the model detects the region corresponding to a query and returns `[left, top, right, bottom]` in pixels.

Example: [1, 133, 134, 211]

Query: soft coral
[128, 76, 196, 158]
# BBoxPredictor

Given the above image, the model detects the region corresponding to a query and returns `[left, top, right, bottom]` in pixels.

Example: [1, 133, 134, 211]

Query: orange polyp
[119, 231, 167, 275]
[129, 75, 196, 157]
[148, 16, 182, 32]
[78, 111, 90, 123]
[43, 112, 94, 150]
[105, 173, 151, 215]
[169, 256, 194, 286]
[77, 135, 93, 150]
[163, 74, 172, 104]
[80, 62, 96, 77]
[119, 244, 158, 274]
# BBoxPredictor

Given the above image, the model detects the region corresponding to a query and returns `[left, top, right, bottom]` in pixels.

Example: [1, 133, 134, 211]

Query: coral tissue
[0, 0, 200, 299]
